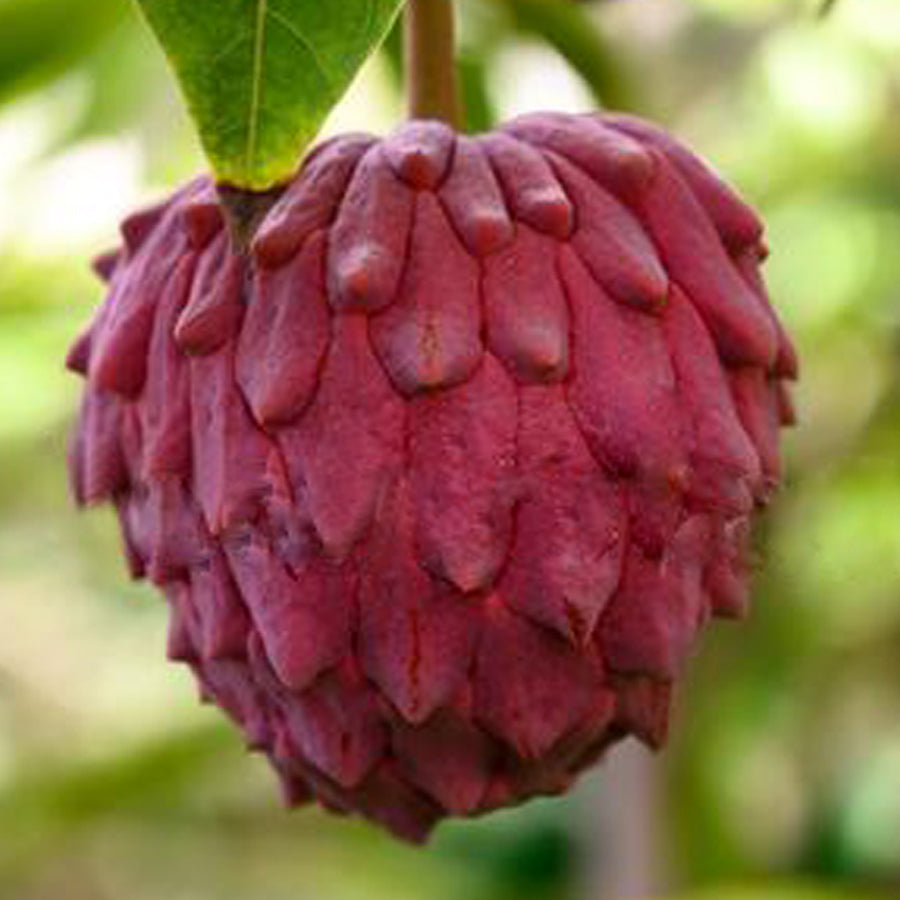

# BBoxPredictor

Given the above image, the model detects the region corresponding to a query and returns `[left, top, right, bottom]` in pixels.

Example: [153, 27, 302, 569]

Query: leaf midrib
[243, 0, 336, 179]
[245, 0, 268, 176]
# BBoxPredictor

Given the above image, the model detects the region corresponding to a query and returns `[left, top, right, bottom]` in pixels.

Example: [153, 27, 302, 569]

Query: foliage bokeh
[1, 1, 899, 898]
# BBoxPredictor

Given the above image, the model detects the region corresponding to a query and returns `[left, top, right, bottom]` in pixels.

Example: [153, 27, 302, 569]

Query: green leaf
[133, 0, 406, 190]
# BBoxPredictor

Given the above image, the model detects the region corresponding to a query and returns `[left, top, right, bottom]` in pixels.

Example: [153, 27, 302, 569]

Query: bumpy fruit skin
[67, 112, 797, 842]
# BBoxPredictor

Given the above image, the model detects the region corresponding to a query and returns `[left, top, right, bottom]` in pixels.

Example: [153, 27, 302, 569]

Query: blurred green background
[1, 0, 899, 898]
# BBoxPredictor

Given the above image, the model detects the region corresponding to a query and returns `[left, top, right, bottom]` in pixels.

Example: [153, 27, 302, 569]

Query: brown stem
[216, 182, 285, 255]
[404, 0, 463, 127]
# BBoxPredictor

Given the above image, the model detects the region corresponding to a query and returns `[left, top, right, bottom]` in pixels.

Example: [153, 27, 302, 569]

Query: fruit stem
[405, 0, 463, 127]
[217, 182, 285, 255]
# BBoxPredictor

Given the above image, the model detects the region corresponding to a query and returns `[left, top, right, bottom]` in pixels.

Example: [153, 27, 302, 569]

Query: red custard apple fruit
[67, 112, 797, 842]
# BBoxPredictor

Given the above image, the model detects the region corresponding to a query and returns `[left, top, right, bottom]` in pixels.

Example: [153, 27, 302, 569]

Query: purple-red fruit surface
[67, 112, 797, 842]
